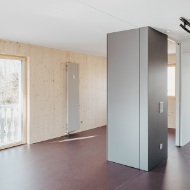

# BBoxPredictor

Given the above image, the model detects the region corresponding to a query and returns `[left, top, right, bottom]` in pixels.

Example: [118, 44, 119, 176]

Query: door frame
[0, 54, 28, 150]
[175, 42, 181, 146]
[167, 39, 181, 147]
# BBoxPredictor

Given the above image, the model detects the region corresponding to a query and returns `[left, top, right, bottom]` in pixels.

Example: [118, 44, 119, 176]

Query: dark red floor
[0, 126, 189, 190]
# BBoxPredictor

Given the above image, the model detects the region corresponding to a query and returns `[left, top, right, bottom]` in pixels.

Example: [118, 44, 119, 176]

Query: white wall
[180, 42, 190, 146]
[0, 39, 107, 144]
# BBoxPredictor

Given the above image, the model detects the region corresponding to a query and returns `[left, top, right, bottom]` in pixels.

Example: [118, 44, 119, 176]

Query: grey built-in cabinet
[107, 27, 168, 171]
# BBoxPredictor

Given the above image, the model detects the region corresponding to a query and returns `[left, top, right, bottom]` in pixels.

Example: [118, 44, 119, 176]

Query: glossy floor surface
[0, 127, 189, 190]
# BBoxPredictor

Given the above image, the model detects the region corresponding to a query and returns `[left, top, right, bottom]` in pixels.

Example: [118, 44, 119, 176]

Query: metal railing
[0, 104, 21, 147]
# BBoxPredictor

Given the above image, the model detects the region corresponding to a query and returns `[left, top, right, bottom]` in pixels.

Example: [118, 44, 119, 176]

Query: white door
[175, 42, 181, 146]
[176, 42, 190, 146]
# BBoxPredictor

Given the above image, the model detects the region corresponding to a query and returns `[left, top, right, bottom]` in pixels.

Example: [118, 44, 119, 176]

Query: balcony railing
[0, 104, 22, 147]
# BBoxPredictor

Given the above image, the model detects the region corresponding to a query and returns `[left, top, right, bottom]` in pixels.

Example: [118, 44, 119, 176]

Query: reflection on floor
[168, 128, 176, 152]
[0, 126, 189, 190]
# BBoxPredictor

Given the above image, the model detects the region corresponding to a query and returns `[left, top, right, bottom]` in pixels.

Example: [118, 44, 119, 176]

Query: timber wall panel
[0, 40, 106, 144]
[67, 52, 107, 133]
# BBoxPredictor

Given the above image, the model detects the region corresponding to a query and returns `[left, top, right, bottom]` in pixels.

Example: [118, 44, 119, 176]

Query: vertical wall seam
[139, 28, 141, 169]
[66, 63, 68, 134]
[147, 28, 149, 169]
[107, 34, 108, 160]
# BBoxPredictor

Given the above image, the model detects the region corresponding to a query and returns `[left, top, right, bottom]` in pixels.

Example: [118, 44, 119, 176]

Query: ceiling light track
[180, 17, 190, 33]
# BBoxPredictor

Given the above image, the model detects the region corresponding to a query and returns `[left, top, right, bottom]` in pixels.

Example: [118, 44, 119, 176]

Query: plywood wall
[0, 40, 107, 144]
[168, 98, 176, 128]
[168, 53, 176, 128]
[67, 52, 107, 132]
[168, 54, 176, 64]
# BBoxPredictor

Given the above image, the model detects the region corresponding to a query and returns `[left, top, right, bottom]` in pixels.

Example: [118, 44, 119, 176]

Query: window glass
[167, 66, 175, 96]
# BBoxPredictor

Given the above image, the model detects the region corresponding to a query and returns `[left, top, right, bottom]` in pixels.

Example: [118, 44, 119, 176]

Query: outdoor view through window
[167, 66, 175, 97]
[0, 58, 22, 148]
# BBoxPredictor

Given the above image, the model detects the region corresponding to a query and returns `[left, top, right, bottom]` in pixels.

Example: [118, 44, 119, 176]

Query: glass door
[0, 56, 26, 149]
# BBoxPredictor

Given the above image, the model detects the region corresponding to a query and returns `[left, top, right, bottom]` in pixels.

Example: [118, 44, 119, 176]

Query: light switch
[159, 102, 163, 113]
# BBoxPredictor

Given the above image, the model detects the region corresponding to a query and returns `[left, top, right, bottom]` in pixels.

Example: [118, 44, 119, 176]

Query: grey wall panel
[107, 29, 140, 168]
[140, 27, 149, 171]
[148, 28, 168, 170]
[180, 42, 190, 146]
[67, 63, 80, 133]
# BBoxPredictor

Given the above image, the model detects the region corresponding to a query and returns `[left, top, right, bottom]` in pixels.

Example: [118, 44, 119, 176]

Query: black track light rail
[180, 17, 190, 33]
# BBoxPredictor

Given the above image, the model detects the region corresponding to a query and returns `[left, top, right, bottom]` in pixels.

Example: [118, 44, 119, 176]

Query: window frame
[0, 53, 28, 149]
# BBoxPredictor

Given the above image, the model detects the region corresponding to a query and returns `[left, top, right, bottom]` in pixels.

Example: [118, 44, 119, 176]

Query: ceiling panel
[78, 0, 190, 40]
[0, 0, 133, 55]
[0, 0, 190, 56]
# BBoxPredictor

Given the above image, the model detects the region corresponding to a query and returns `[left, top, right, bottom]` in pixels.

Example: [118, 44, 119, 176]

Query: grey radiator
[66, 63, 80, 133]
